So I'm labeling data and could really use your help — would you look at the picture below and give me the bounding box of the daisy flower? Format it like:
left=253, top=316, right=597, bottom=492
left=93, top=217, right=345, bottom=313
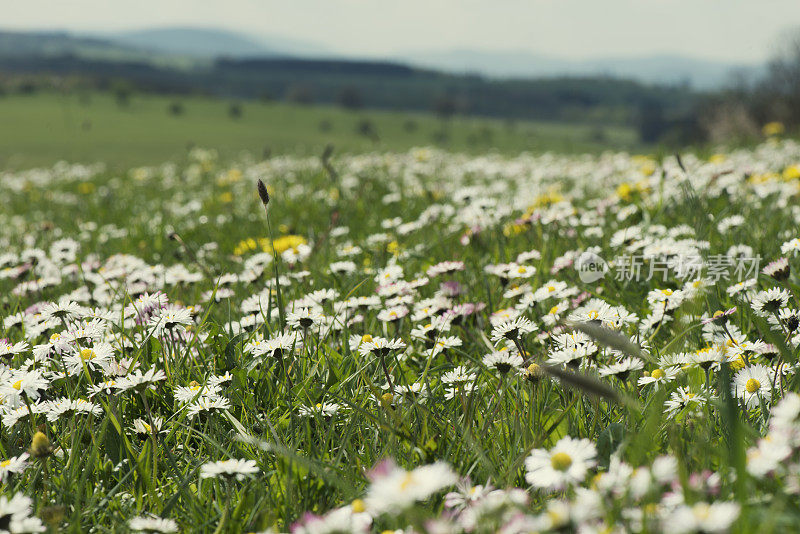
left=763, top=257, right=790, bottom=281
left=329, top=260, right=357, bottom=275
left=531, top=280, right=569, bottom=302
left=732, top=364, right=773, bottom=409
left=44, top=398, right=102, bottom=422
left=129, top=515, right=179, bottom=533
left=664, top=387, right=706, bottom=419
left=0, top=369, right=49, bottom=405
left=358, top=337, right=406, bottom=358
left=506, top=263, right=537, bottom=279
left=245, top=332, right=300, bottom=360
left=376, top=306, right=409, bottom=323
left=62, top=322, right=105, bottom=345
left=1, top=404, right=43, bottom=429
left=491, top=317, right=536, bottom=343
left=598, top=357, right=644, bottom=380
left=148, top=307, right=193, bottom=335
left=662, top=501, right=739, bottom=534
left=115, top=368, right=167, bottom=393
left=298, top=402, right=341, bottom=418
left=444, top=382, right=479, bottom=400
left=482, top=350, right=524, bottom=375
left=132, top=417, right=165, bottom=436
left=0, top=453, right=29, bottom=483
left=185, top=396, right=231, bottom=418
left=781, top=237, right=800, bottom=257
left=525, top=436, right=597, bottom=491
left=638, top=366, right=680, bottom=389
left=200, top=458, right=259, bottom=480
left=726, top=278, right=757, bottom=297
left=0, top=340, right=30, bottom=360
left=427, top=335, right=463, bottom=356
left=0, top=493, right=45, bottom=534
left=751, top=288, right=790, bottom=317
left=39, top=300, right=85, bottom=323
left=286, top=307, right=325, bottom=329
left=364, top=460, right=457, bottom=515
left=64, top=343, right=115, bottom=375
left=174, top=382, right=222, bottom=404
left=426, top=261, right=465, bottom=278
left=291, top=505, right=371, bottom=534
left=547, top=346, right=590, bottom=368
left=441, top=365, right=477, bottom=384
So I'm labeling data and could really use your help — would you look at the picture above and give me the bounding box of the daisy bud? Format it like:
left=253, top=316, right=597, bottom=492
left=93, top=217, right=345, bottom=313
left=30, top=431, right=53, bottom=458
left=524, top=363, right=544, bottom=383
left=380, top=392, right=394, bottom=409
left=256, top=179, right=270, bottom=207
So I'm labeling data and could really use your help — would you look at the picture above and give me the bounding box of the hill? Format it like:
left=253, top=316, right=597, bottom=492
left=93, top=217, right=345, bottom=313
left=110, top=27, right=283, bottom=58
left=400, top=49, right=760, bottom=89
left=0, top=27, right=755, bottom=88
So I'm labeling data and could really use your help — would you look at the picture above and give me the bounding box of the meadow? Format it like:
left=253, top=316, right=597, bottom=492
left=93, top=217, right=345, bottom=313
left=1, top=131, right=800, bottom=533
left=0, top=92, right=638, bottom=168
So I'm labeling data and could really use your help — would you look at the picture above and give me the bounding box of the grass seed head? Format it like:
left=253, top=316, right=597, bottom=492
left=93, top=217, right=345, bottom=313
left=257, top=179, right=270, bottom=207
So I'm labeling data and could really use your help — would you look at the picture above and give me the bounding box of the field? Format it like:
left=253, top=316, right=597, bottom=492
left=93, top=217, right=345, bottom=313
left=2, top=131, right=800, bottom=533
left=0, top=92, right=639, bottom=168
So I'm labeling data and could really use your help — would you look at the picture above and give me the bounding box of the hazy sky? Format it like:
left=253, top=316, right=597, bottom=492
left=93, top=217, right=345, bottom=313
left=4, top=0, right=800, bottom=62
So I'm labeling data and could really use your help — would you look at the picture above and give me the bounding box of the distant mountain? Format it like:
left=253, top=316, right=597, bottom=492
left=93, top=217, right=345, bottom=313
left=107, top=27, right=328, bottom=58
left=0, top=27, right=762, bottom=88
left=399, top=49, right=762, bottom=89
left=0, top=30, right=136, bottom=59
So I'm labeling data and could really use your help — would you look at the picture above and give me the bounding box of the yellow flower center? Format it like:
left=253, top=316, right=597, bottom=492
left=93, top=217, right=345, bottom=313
left=361, top=334, right=373, bottom=344
left=400, top=472, right=414, bottom=490
left=651, top=369, right=665, bottom=380
left=547, top=286, right=556, bottom=292
left=518, top=267, right=527, bottom=274
left=49, top=333, right=61, bottom=342
left=80, top=348, right=95, bottom=360
left=0, top=460, right=10, bottom=468
left=745, top=378, right=761, bottom=394
left=548, top=305, right=559, bottom=315
left=351, top=499, right=366, bottom=513
left=550, top=452, right=573, bottom=471
left=12, top=380, right=22, bottom=391
left=587, top=310, right=599, bottom=320
left=713, top=310, right=724, bottom=318
left=662, top=289, right=673, bottom=296
left=693, top=503, right=711, bottom=521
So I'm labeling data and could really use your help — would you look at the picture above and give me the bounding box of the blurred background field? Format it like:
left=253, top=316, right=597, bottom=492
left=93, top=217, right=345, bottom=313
left=1, top=7, right=800, bottom=168
left=0, top=91, right=639, bottom=168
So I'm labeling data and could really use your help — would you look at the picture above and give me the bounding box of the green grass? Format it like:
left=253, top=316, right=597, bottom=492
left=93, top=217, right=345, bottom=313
left=0, top=92, right=640, bottom=168
left=4, top=126, right=799, bottom=531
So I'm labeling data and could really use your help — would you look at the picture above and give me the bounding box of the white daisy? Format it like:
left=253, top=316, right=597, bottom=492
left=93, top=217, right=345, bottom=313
left=525, top=436, right=597, bottom=491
